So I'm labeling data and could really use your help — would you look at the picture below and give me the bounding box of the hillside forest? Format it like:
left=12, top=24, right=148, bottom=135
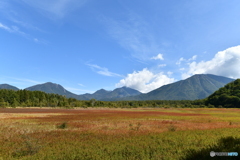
left=0, top=89, right=206, bottom=108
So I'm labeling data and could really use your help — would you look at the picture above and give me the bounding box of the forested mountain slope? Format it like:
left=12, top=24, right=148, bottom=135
left=124, top=74, right=234, bottom=100
left=206, top=79, right=240, bottom=107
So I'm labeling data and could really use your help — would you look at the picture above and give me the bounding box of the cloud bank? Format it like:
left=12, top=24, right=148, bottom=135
left=182, top=45, right=240, bottom=79
left=116, top=68, right=175, bottom=93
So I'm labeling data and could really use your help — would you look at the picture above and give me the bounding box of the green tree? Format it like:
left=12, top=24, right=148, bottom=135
left=11, top=98, right=19, bottom=107
left=0, top=97, right=5, bottom=108
left=89, top=99, right=96, bottom=107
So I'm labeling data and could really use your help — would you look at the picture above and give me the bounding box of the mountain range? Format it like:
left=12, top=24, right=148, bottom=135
left=24, top=82, right=142, bottom=101
left=0, top=74, right=234, bottom=101
left=80, top=87, right=141, bottom=100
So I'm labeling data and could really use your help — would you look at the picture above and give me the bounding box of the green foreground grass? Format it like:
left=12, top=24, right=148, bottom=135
left=1, top=128, right=240, bottom=160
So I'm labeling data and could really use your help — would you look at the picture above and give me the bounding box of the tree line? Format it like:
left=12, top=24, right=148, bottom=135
left=0, top=89, right=211, bottom=108
left=1, top=85, right=240, bottom=108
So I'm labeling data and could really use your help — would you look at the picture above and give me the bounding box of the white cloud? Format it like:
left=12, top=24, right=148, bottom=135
left=182, top=45, right=240, bottom=79
left=0, top=22, right=25, bottom=35
left=78, top=83, right=85, bottom=87
left=0, top=22, right=45, bottom=43
left=4, top=77, right=42, bottom=85
left=0, top=22, right=10, bottom=31
left=151, top=53, right=164, bottom=60
left=103, top=12, right=160, bottom=61
left=176, top=55, right=197, bottom=65
left=0, top=23, right=47, bottom=44
left=176, top=57, right=185, bottom=65
left=21, top=0, right=87, bottom=18
left=33, top=38, right=48, bottom=44
left=13, top=78, right=42, bottom=84
left=0, top=2, right=46, bottom=33
left=87, top=63, right=123, bottom=77
left=116, top=68, right=175, bottom=93
left=189, top=55, right=197, bottom=61
left=158, top=64, right=167, bottom=67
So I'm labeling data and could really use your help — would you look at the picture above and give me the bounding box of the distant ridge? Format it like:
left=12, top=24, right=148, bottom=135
left=80, top=87, right=141, bottom=101
left=24, top=82, right=141, bottom=101
left=0, top=84, right=19, bottom=91
left=100, top=86, right=141, bottom=100
left=123, top=74, right=234, bottom=100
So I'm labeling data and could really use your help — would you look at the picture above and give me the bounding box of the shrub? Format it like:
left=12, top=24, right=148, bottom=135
left=57, top=122, right=68, bottom=129
left=168, top=125, right=177, bottom=132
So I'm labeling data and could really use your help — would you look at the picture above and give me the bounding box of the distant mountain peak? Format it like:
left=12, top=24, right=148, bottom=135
left=0, top=84, right=19, bottom=91
left=44, top=82, right=60, bottom=86
left=96, top=88, right=108, bottom=92
left=25, top=82, right=79, bottom=99
left=124, top=74, right=234, bottom=100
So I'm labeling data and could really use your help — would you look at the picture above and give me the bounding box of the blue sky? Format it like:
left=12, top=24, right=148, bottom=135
left=1, top=0, right=240, bottom=94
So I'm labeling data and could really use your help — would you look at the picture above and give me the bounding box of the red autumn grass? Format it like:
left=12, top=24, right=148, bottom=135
left=1, top=108, right=239, bottom=135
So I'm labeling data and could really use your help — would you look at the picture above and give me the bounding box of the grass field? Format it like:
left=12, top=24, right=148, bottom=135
left=0, top=107, right=240, bottom=160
